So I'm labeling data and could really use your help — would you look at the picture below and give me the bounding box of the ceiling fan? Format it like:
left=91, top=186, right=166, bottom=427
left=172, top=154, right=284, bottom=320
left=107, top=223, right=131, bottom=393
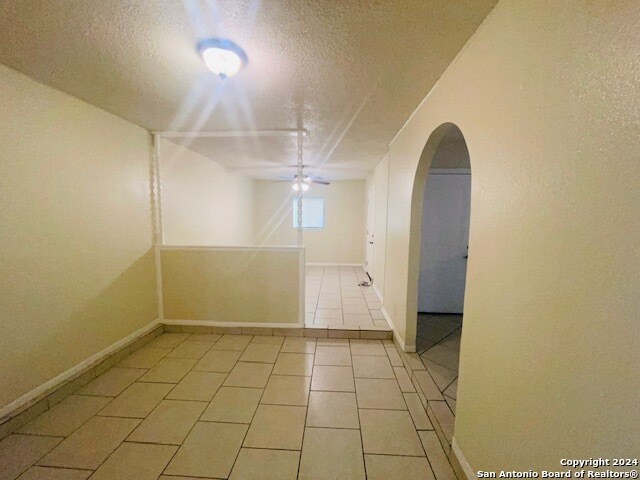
left=273, top=165, right=330, bottom=191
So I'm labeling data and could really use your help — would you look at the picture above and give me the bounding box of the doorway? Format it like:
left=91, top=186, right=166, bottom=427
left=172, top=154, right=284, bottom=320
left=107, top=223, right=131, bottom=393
left=365, top=184, right=375, bottom=279
left=412, top=124, right=471, bottom=419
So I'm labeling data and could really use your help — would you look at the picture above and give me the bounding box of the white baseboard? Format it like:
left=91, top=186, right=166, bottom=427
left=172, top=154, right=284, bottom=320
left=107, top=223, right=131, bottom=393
left=452, top=437, right=476, bottom=480
left=372, top=283, right=384, bottom=302
left=381, top=306, right=415, bottom=352
left=306, top=263, right=365, bottom=267
left=0, top=319, right=162, bottom=418
left=163, top=319, right=304, bottom=329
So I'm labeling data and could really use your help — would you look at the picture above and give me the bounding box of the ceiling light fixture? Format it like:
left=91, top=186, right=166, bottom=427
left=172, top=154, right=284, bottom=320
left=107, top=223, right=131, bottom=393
left=197, top=38, right=248, bottom=79
left=292, top=182, right=310, bottom=192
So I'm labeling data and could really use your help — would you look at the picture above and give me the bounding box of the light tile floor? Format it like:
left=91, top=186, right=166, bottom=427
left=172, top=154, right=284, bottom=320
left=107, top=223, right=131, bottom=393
left=416, top=314, right=461, bottom=414
left=1, top=333, right=458, bottom=479
left=305, top=266, right=389, bottom=329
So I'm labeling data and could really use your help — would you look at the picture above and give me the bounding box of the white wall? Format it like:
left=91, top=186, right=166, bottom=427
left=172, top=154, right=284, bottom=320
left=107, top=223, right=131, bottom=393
left=0, top=64, right=157, bottom=410
left=161, top=139, right=254, bottom=246
left=380, top=0, right=640, bottom=470
left=253, top=180, right=366, bottom=264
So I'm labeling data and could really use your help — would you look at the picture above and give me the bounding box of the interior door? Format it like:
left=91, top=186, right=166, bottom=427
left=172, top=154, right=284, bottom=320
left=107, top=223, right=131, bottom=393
left=366, top=185, right=375, bottom=277
left=418, top=171, right=471, bottom=313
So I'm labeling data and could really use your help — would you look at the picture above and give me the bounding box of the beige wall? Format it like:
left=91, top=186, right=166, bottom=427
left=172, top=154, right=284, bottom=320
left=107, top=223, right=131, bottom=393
left=161, top=247, right=302, bottom=324
left=0, top=65, right=157, bottom=410
left=161, top=140, right=254, bottom=246
left=381, top=0, right=640, bottom=471
left=366, top=155, right=390, bottom=298
left=253, top=180, right=366, bottom=264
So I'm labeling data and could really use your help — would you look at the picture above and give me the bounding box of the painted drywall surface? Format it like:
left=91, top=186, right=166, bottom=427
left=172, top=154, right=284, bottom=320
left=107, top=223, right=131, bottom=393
left=384, top=0, right=640, bottom=470
left=366, top=155, right=390, bottom=298
left=0, top=64, right=157, bottom=409
left=253, top=180, right=366, bottom=264
left=161, top=249, right=301, bottom=324
left=160, top=140, right=254, bottom=246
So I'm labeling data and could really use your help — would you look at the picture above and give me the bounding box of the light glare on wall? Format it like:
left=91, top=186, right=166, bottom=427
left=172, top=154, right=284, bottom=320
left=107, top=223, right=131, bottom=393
left=197, top=38, right=248, bottom=79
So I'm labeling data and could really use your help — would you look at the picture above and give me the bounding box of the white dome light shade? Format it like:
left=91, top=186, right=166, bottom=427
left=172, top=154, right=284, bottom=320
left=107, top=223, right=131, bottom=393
left=197, top=38, right=248, bottom=79
left=292, top=182, right=310, bottom=192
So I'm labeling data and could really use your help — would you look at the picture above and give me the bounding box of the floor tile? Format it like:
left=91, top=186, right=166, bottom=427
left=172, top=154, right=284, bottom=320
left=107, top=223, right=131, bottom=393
left=443, top=378, right=458, bottom=399
left=201, top=387, right=262, bottom=423
left=261, top=375, right=311, bottom=406
left=343, top=314, right=374, bottom=326
left=272, top=353, right=314, bottom=376
left=310, top=365, right=355, bottom=392
left=343, top=305, right=369, bottom=315
left=445, top=395, right=457, bottom=414
left=315, top=309, right=342, bottom=319
left=403, top=353, right=426, bottom=371
left=38, top=416, right=139, bottom=470
left=187, top=333, right=222, bottom=342
left=224, top=362, right=273, bottom=388
left=166, top=341, right=214, bottom=359
left=15, top=466, right=91, bottom=480
left=98, top=382, right=173, bottom=418
left=429, top=401, right=455, bottom=442
left=139, top=357, right=197, bottom=383
left=165, top=371, right=226, bottom=401
left=404, top=393, right=433, bottom=430
left=385, top=346, right=404, bottom=367
left=306, top=391, right=359, bottom=429
left=281, top=337, right=316, bottom=353
left=316, top=338, right=349, bottom=346
left=165, top=422, right=248, bottom=478
left=350, top=340, right=386, bottom=356
left=342, top=296, right=366, bottom=306
left=365, top=454, right=434, bottom=480
left=0, top=434, right=62, bottom=480
left=213, top=334, right=252, bottom=351
left=250, top=335, right=285, bottom=345
left=243, top=405, right=306, bottom=450
left=355, top=378, right=406, bottom=410
left=230, top=448, right=300, bottom=480
left=352, top=356, right=395, bottom=379
left=193, top=349, right=242, bottom=372
left=314, top=346, right=351, bottom=366
left=422, top=345, right=460, bottom=371
left=418, top=431, right=456, bottom=480
left=298, top=428, right=365, bottom=480
left=394, top=366, right=416, bottom=392
left=439, top=332, right=461, bottom=351
left=413, top=370, right=444, bottom=401
left=359, top=409, right=424, bottom=456
left=77, top=368, right=145, bottom=397
left=147, top=333, right=189, bottom=349
left=127, top=399, right=206, bottom=445
left=18, top=395, right=110, bottom=437
left=118, top=347, right=173, bottom=369
left=88, top=442, right=177, bottom=480
left=317, top=299, right=342, bottom=309
left=239, top=343, right=281, bottom=363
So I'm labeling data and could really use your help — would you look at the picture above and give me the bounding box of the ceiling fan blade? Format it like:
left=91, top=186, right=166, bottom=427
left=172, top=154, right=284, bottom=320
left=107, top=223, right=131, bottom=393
left=311, top=180, right=330, bottom=185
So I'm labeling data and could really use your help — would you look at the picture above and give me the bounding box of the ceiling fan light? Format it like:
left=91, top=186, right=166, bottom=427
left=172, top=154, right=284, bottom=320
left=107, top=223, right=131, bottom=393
left=197, top=38, right=248, bottom=79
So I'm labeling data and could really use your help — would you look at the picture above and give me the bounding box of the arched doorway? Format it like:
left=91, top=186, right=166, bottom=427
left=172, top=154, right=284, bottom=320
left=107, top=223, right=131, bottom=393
left=407, top=123, right=472, bottom=438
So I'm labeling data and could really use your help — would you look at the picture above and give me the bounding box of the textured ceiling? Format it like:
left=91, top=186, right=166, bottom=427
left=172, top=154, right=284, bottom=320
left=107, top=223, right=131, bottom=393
left=0, top=0, right=497, bottom=180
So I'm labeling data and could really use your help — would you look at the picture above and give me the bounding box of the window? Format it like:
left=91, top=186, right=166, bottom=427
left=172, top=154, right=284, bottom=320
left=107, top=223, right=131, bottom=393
left=292, top=197, right=325, bottom=229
